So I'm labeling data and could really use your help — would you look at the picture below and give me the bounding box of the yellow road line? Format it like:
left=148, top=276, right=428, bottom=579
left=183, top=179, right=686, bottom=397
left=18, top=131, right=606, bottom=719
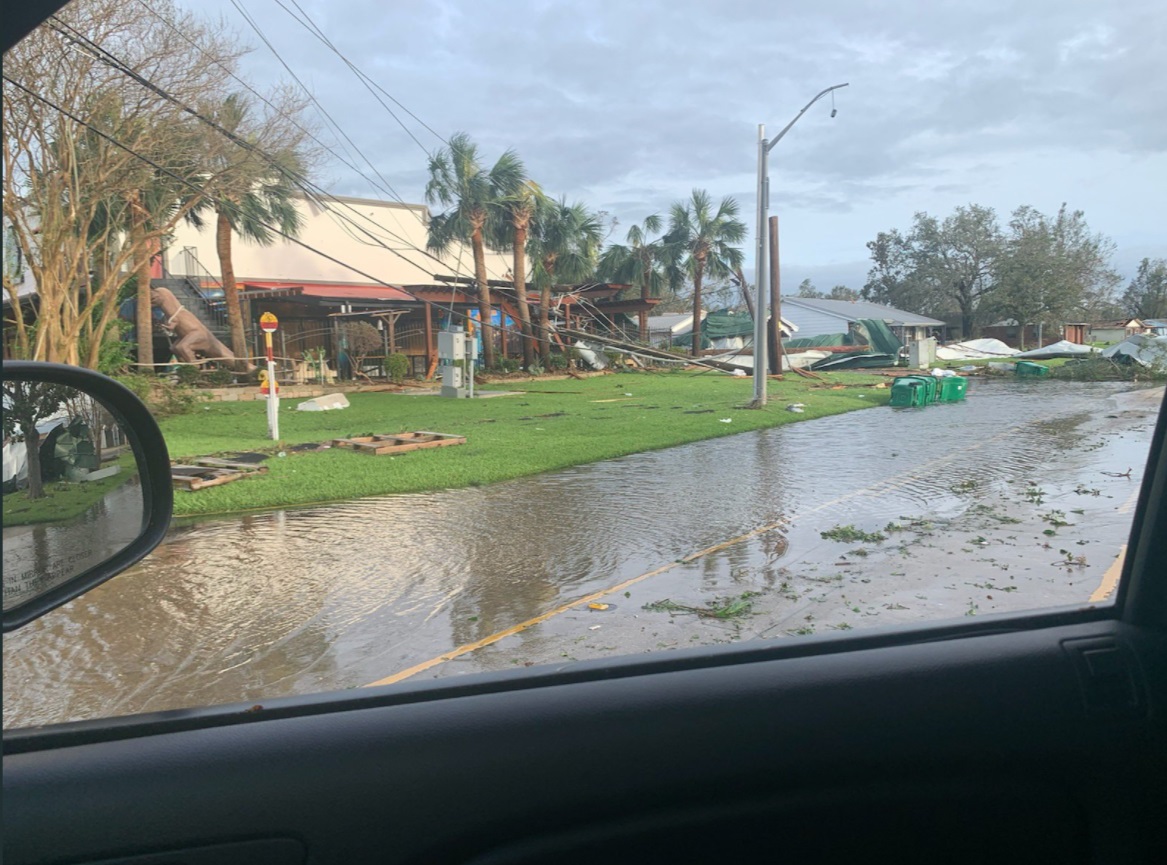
left=1089, top=546, right=1126, bottom=603
left=363, top=559, right=682, bottom=687
left=1117, top=486, right=1141, bottom=515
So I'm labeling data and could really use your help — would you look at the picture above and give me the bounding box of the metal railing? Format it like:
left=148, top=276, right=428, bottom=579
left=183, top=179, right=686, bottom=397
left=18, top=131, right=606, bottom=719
left=164, top=247, right=228, bottom=334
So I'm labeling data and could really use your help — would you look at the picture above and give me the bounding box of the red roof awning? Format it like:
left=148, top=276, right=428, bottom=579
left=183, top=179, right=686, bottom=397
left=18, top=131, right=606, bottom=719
left=240, top=282, right=413, bottom=302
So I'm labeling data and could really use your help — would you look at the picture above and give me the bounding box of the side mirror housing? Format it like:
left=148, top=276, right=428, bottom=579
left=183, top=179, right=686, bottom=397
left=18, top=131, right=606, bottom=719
left=3, top=362, right=173, bottom=632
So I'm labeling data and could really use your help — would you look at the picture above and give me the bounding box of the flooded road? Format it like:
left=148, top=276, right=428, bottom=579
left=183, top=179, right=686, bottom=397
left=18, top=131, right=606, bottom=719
left=4, top=380, right=1161, bottom=727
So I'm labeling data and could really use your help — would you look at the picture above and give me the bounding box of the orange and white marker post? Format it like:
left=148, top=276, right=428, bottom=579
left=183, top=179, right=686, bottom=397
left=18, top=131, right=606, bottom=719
left=259, top=312, right=280, bottom=440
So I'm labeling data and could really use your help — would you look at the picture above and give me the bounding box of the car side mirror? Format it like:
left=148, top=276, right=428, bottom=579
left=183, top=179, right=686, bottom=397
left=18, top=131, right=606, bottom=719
left=3, top=362, right=173, bottom=632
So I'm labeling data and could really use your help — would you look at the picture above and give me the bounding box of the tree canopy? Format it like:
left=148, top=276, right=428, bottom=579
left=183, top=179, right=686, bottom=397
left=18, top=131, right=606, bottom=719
left=426, top=131, right=525, bottom=369
left=666, top=190, right=746, bottom=356
left=863, top=203, right=1119, bottom=338
left=1122, top=258, right=1167, bottom=321
left=2, top=0, right=245, bottom=366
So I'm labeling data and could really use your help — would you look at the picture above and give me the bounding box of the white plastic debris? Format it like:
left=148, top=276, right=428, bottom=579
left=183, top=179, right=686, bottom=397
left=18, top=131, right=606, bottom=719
left=296, top=393, right=350, bottom=412
left=573, top=341, right=608, bottom=370
left=732, top=369, right=747, bottom=377
left=787, top=403, right=806, bottom=413
left=719, top=418, right=733, bottom=423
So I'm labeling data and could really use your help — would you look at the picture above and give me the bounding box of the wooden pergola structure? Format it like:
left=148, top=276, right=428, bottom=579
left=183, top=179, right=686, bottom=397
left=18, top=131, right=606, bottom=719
left=240, top=278, right=659, bottom=379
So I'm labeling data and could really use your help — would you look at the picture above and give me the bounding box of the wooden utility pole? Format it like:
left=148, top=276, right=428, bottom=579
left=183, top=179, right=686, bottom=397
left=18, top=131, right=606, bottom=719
left=768, top=216, right=782, bottom=375
left=735, top=268, right=755, bottom=321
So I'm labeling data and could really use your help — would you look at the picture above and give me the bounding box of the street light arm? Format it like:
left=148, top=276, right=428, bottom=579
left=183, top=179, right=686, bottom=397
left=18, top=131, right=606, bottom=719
left=765, top=82, right=849, bottom=153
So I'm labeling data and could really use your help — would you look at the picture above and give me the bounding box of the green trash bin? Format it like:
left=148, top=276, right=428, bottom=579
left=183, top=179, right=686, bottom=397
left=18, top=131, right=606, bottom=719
left=937, top=375, right=968, bottom=403
left=1015, top=361, right=1049, bottom=377
left=890, top=376, right=931, bottom=407
left=908, top=374, right=939, bottom=403
left=922, top=375, right=940, bottom=403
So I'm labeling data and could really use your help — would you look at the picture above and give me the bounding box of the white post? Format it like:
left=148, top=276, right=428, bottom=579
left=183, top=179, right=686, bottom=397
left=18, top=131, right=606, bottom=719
left=265, top=331, right=279, bottom=441
left=267, top=358, right=279, bottom=440
left=260, top=314, right=281, bottom=441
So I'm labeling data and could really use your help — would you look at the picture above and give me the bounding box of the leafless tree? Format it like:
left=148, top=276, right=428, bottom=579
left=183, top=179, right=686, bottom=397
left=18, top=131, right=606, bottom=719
left=2, top=0, right=244, bottom=366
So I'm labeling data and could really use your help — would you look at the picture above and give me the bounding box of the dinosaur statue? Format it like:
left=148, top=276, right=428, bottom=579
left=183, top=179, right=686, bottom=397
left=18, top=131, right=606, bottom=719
left=150, top=286, right=253, bottom=370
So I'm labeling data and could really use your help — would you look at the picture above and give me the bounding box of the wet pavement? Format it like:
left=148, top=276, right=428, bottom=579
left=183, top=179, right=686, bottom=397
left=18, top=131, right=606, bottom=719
left=3, top=477, right=144, bottom=611
left=3, top=380, right=1161, bottom=728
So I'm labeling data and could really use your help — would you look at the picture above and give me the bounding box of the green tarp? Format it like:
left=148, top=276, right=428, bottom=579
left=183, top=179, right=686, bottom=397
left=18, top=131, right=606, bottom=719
left=782, top=319, right=903, bottom=370
left=672, top=310, right=760, bottom=349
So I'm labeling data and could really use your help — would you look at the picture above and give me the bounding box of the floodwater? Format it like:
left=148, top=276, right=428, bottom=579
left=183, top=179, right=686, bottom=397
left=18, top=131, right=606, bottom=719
left=3, top=380, right=1160, bottom=728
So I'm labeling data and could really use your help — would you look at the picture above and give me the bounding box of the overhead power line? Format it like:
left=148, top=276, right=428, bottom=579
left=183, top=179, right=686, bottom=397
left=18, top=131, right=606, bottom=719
left=45, top=14, right=506, bottom=287
left=2, top=73, right=569, bottom=351
left=275, top=0, right=446, bottom=153
left=220, top=0, right=509, bottom=284
left=131, top=0, right=403, bottom=207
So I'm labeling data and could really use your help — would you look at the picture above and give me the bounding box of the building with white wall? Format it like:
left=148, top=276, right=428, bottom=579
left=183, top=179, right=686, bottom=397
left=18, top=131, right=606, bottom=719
left=163, top=194, right=511, bottom=290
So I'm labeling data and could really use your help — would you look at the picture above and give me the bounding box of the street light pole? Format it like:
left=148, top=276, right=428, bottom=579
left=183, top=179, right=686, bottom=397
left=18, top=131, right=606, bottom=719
left=752, top=123, right=768, bottom=406
left=751, top=82, right=849, bottom=407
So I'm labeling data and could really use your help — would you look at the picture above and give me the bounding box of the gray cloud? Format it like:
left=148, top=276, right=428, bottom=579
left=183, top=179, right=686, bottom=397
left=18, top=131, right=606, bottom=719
left=182, top=0, right=1166, bottom=275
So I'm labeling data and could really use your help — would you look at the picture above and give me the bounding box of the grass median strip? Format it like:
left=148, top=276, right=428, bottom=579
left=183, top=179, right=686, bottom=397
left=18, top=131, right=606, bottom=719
left=160, top=371, right=890, bottom=517
left=2, top=453, right=138, bottom=527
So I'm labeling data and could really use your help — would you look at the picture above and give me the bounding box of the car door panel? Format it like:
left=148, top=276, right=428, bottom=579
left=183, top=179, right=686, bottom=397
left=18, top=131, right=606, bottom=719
left=6, top=619, right=1165, bottom=864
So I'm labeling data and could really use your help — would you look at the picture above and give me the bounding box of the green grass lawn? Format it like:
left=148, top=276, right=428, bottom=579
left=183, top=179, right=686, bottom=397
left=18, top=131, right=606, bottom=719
left=159, top=370, right=891, bottom=517
left=2, top=453, right=137, bottom=527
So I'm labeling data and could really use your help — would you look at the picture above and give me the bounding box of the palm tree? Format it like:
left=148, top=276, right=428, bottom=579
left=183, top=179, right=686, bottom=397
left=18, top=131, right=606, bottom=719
left=528, top=197, right=603, bottom=365
left=491, top=179, right=542, bottom=369
left=597, top=214, right=672, bottom=342
left=667, top=190, right=747, bottom=357
left=189, top=94, right=306, bottom=371
left=426, top=132, right=524, bottom=370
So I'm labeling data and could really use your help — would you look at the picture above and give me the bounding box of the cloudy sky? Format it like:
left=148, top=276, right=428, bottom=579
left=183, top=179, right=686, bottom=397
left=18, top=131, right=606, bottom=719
left=179, top=0, right=1166, bottom=290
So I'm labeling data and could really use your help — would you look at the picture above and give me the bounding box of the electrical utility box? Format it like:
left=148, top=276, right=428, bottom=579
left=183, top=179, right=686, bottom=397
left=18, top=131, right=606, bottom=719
left=439, top=329, right=475, bottom=398
left=908, top=337, right=937, bottom=369
left=438, top=331, right=466, bottom=361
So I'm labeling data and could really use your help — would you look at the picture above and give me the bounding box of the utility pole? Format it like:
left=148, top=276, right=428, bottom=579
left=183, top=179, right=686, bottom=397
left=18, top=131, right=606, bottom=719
left=750, top=83, right=849, bottom=407
left=769, top=216, right=782, bottom=375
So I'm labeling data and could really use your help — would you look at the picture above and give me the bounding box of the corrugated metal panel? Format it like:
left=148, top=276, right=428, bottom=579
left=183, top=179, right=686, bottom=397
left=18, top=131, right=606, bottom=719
left=781, top=304, right=851, bottom=338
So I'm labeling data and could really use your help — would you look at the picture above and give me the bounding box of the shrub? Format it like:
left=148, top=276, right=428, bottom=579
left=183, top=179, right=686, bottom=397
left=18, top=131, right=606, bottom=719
left=114, top=372, right=153, bottom=403
left=205, top=367, right=234, bottom=387
left=79, top=318, right=134, bottom=374
left=494, top=358, right=520, bottom=374
left=546, top=352, right=569, bottom=370
left=174, top=364, right=201, bottom=386
left=114, top=373, right=201, bottom=417
left=338, top=321, right=383, bottom=374
left=385, top=353, right=409, bottom=384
